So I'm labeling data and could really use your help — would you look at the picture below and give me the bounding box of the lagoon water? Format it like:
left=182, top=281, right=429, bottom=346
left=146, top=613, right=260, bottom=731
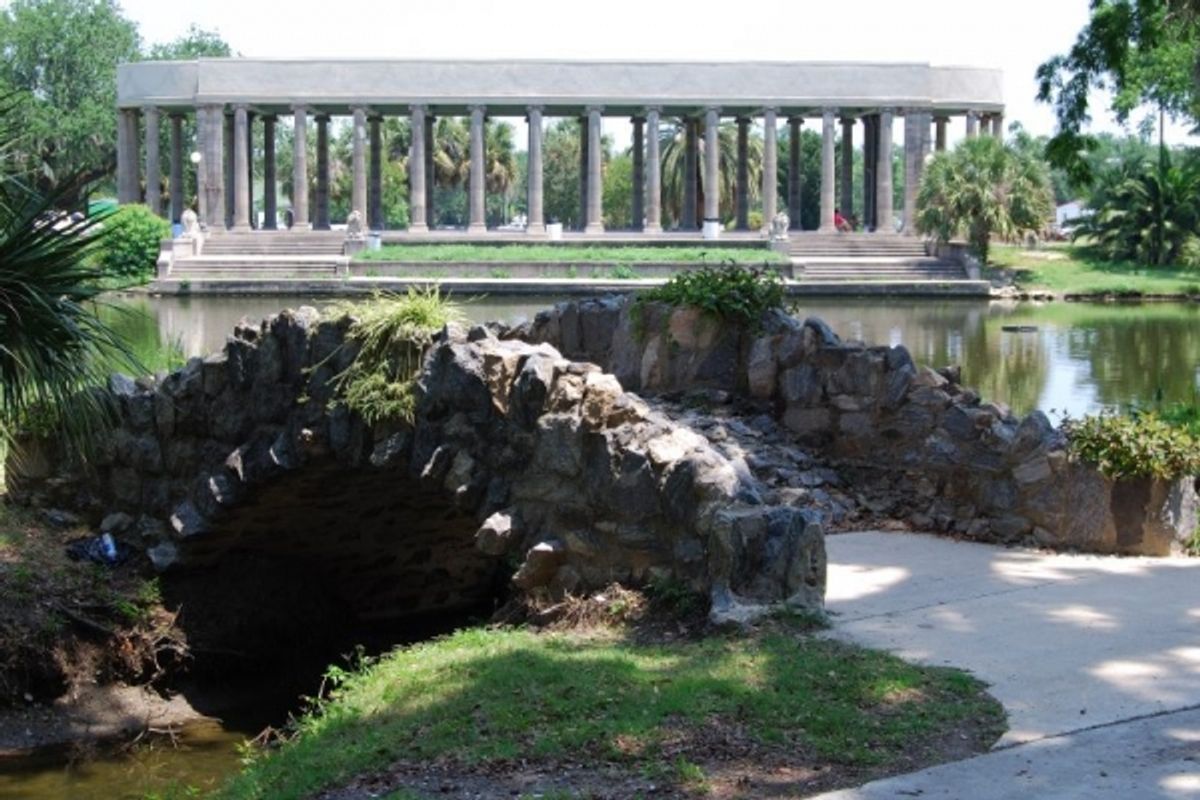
left=112, top=293, right=1200, bottom=422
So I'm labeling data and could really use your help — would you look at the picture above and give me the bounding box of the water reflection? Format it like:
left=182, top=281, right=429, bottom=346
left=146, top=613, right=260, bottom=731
left=110, top=293, right=1200, bottom=420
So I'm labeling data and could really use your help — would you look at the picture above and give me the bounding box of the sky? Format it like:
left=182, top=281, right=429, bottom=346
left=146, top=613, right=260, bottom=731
left=118, top=0, right=1197, bottom=149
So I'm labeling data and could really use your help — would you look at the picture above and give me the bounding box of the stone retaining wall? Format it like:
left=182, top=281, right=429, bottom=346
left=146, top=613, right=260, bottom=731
left=527, top=295, right=1198, bottom=556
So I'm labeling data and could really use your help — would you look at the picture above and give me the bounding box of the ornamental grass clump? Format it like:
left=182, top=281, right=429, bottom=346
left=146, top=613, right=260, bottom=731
left=639, top=264, right=786, bottom=326
left=1064, top=412, right=1200, bottom=480
left=325, top=287, right=461, bottom=425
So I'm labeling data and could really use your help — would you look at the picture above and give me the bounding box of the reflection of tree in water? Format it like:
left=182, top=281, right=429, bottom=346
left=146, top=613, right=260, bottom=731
left=797, top=300, right=1051, bottom=415
left=1057, top=305, right=1200, bottom=411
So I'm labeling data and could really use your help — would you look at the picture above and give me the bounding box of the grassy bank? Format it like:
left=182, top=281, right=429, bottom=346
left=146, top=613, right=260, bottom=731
left=218, top=622, right=1003, bottom=799
left=356, top=243, right=787, bottom=265
left=989, top=243, right=1200, bottom=297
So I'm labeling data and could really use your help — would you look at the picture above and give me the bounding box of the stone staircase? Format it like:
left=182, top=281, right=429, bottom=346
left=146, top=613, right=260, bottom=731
left=168, top=230, right=347, bottom=280
left=788, top=233, right=967, bottom=281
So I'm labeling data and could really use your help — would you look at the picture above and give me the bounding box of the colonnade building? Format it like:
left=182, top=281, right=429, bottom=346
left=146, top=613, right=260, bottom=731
left=115, top=59, right=1004, bottom=237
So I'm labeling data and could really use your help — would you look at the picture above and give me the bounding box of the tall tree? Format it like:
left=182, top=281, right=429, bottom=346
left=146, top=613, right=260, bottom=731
left=1037, top=0, right=1200, bottom=182
left=0, top=0, right=140, bottom=209
left=542, top=119, right=583, bottom=228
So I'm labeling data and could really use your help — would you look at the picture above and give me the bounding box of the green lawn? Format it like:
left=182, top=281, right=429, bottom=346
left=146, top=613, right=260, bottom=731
left=217, top=625, right=1002, bottom=800
left=989, top=243, right=1200, bottom=296
left=355, top=243, right=787, bottom=265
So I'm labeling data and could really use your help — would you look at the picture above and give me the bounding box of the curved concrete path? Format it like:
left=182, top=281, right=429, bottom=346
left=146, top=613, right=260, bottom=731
left=815, top=532, right=1200, bottom=799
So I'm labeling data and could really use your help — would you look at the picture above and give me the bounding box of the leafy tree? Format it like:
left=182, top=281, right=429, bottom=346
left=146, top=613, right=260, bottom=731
left=94, top=204, right=169, bottom=280
left=147, top=24, right=233, bottom=60
left=774, top=127, right=824, bottom=231
left=1007, top=122, right=1075, bottom=205
left=484, top=121, right=518, bottom=226
left=602, top=151, right=634, bottom=229
left=542, top=119, right=582, bottom=227
left=916, top=137, right=1054, bottom=264
left=1072, top=153, right=1200, bottom=265
left=0, top=0, right=140, bottom=209
left=1036, top=0, right=1200, bottom=182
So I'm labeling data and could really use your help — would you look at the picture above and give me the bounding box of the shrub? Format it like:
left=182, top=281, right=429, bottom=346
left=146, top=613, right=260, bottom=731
left=916, top=137, right=1054, bottom=264
left=639, top=264, right=785, bottom=326
left=1065, top=412, right=1200, bottom=480
left=94, top=204, right=170, bottom=281
left=324, top=288, right=461, bottom=425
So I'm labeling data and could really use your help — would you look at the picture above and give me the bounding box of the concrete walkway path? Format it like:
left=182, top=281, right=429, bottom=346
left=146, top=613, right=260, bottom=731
left=813, top=531, right=1200, bottom=799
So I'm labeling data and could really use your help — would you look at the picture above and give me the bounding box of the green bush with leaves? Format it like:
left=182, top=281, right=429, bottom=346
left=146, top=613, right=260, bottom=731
left=94, top=204, right=170, bottom=281
left=325, top=288, right=461, bottom=425
left=1071, top=155, right=1200, bottom=267
left=1065, top=412, right=1200, bottom=479
left=916, top=136, right=1054, bottom=264
left=638, top=264, right=785, bottom=326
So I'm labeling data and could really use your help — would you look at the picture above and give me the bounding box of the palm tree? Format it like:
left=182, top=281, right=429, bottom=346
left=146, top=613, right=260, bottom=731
left=432, top=118, right=470, bottom=189
left=659, top=119, right=761, bottom=228
left=0, top=97, right=138, bottom=455
left=1073, top=155, right=1200, bottom=266
left=916, top=136, right=1054, bottom=263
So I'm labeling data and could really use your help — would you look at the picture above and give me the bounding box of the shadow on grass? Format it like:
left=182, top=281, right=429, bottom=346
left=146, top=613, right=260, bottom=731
left=215, top=626, right=1002, bottom=800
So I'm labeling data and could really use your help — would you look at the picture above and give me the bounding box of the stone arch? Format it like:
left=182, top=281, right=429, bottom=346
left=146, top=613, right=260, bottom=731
left=11, top=306, right=827, bottom=628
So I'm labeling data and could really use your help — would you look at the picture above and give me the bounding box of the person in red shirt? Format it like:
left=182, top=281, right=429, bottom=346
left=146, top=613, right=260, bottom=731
left=834, top=208, right=851, bottom=232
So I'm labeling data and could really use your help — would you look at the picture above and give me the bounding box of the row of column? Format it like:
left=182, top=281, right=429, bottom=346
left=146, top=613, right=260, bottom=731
left=117, top=105, right=1003, bottom=234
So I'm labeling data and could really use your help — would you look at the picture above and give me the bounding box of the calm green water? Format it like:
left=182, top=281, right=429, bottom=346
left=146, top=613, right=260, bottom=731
left=111, top=293, right=1200, bottom=420
left=3, top=293, right=1197, bottom=798
left=0, top=719, right=248, bottom=799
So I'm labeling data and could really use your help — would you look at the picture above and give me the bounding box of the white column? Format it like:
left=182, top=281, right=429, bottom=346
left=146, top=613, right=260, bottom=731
left=876, top=108, right=894, bottom=233
left=761, top=107, right=778, bottom=231
left=585, top=106, right=604, bottom=234
left=143, top=107, right=161, bottom=215
left=351, top=106, right=368, bottom=221
left=818, top=109, right=837, bottom=232
left=526, top=105, right=544, bottom=234
left=644, top=106, right=662, bottom=233
left=468, top=105, right=486, bottom=232
left=408, top=105, right=428, bottom=232
left=934, top=116, right=948, bottom=152
left=292, top=105, right=310, bottom=229
left=903, top=111, right=920, bottom=235
left=966, top=110, right=979, bottom=139
left=201, top=104, right=226, bottom=229
left=232, top=104, right=250, bottom=230
left=116, top=108, right=140, bottom=204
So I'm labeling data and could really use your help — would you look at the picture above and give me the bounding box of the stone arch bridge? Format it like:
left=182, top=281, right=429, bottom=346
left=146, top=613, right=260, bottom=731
left=11, top=306, right=825, bottom=628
